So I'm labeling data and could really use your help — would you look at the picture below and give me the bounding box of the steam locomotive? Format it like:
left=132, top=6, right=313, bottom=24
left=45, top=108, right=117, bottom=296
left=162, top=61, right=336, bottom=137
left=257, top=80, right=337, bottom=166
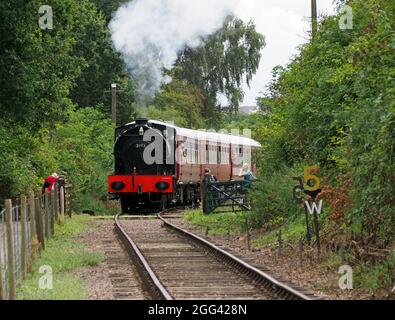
left=108, top=118, right=261, bottom=213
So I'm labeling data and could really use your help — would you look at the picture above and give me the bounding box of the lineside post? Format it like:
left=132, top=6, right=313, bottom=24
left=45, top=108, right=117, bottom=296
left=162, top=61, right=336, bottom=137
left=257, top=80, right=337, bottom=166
left=44, top=189, right=49, bottom=238
left=5, top=199, right=16, bottom=300
left=54, top=183, right=59, bottom=223
left=59, top=186, right=65, bottom=223
left=20, top=195, right=27, bottom=280
left=0, top=238, right=3, bottom=300
left=311, top=0, right=318, bottom=38
left=51, top=189, right=56, bottom=235
left=28, top=192, right=36, bottom=273
left=34, top=192, right=45, bottom=250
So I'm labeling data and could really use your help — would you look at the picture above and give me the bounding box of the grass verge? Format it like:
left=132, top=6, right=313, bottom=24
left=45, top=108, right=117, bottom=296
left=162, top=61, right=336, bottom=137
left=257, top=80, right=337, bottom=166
left=17, top=214, right=103, bottom=300
left=185, top=209, right=307, bottom=248
left=185, top=209, right=247, bottom=236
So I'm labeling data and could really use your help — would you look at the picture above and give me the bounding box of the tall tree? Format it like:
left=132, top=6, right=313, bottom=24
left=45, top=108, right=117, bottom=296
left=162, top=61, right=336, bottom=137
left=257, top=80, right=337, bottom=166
left=176, top=16, right=265, bottom=123
left=0, top=0, right=89, bottom=128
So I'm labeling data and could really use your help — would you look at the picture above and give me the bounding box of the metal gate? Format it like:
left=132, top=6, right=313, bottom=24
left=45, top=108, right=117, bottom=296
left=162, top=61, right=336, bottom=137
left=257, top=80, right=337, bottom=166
left=202, top=175, right=252, bottom=214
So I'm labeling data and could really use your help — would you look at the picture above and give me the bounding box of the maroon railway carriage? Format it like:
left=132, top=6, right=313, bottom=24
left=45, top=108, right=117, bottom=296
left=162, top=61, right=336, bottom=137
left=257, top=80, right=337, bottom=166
left=108, top=119, right=261, bottom=213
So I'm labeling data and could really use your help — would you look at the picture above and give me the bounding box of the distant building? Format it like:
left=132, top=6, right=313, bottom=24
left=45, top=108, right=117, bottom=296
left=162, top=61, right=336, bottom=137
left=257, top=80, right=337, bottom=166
left=239, top=105, right=260, bottom=115
left=220, top=105, right=269, bottom=116
left=221, top=105, right=259, bottom=114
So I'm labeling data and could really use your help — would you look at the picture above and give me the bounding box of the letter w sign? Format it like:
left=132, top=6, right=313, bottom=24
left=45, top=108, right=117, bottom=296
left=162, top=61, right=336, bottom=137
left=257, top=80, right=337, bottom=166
left=304, top=200, right=323, bottom=215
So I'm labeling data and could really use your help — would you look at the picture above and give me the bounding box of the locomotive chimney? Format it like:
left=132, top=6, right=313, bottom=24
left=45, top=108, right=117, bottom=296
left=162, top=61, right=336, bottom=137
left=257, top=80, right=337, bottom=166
left=135, top=118, right=148, bottom=125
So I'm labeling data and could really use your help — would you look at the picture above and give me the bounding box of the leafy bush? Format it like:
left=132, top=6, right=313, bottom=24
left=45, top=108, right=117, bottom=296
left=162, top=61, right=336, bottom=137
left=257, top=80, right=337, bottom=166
left=253, top=0, right=395, bottom=244
left=52, top=107, right=114, bottom=213
left=249, top=164, right=303, bottom=228
left=0, top=108, right=114, bottom=213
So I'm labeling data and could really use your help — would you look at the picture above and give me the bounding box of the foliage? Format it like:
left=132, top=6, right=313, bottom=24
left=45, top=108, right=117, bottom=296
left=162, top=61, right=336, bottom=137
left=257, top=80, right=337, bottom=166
left=17, top=215, right=103, bottom=300
left=176, top=16, right=265, bottom=123
left=185, top=209, right=246, bottom=236
left=355, top=251, right=395, bottom=290
left=252, top=216, right=307, bottom=248
left=0, top=108, right=114, bottom=211
left=249, top=164, right=306, bottom=227
left=68, top=1, right=137, bottom=125
left=254, top=0, right=395, bottom=244
left=91, top=0, right=129, bottom=24
left=52, top=108, right=114, bottom=213
left=148, top=77, right=206, bottom=128
left=0, top=0, right=84, bottom=128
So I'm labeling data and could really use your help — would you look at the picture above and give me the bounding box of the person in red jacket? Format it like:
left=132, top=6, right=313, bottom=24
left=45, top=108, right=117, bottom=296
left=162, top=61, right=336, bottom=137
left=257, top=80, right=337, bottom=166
left=42, top=173, right=59, bottom=194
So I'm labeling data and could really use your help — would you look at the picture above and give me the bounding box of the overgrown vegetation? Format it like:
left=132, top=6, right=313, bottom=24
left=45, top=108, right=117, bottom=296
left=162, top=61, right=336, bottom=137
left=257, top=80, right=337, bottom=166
left=1, top=0, right=392, bottom=293
left=0, top=0, right=264, bottom=209
left=251, top=0, right=394, bottom=245
left=203, top=0, right=394, bottom=291
left=17, top=215, right=103, bottom=300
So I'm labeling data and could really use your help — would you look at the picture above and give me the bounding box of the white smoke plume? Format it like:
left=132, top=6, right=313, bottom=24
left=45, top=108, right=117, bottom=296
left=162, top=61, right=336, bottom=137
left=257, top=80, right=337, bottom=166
left=109, top=0, right=239, bottom=103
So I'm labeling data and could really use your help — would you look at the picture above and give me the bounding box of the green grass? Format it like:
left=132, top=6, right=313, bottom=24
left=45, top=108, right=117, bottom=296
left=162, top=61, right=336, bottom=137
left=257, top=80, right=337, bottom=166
left=17, top=214, right=103, bottom=300
left=252, top=215, right=306, bottom=248
left=321, top=252, right=344, bottom=271
left=185, top=209, right=246, bottom=236
left=185, top=209, right=307, bottom=249
left=355, top=251, right=395, bottom=290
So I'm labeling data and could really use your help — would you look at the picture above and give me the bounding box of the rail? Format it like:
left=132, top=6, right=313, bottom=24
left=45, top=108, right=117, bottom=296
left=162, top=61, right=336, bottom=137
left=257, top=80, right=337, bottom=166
left=157, top=212, right=315, bottom=300
left=114, top=209, right=317, bottom=300
left=114, top=213, right=172, bottom=300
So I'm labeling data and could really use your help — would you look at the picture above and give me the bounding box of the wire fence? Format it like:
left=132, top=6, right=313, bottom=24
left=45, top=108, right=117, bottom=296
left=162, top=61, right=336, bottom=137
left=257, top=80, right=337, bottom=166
left=0, top=179, right=72, bottom=300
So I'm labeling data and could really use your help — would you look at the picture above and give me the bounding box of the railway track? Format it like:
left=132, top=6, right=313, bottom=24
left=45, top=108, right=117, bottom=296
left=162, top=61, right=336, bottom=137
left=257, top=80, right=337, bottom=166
left=114, top=210, right=317, bottom=300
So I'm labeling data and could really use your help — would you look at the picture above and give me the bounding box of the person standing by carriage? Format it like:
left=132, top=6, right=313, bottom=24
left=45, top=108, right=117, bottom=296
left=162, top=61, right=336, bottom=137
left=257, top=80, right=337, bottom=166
left=239, top=164, right=256, bottom=189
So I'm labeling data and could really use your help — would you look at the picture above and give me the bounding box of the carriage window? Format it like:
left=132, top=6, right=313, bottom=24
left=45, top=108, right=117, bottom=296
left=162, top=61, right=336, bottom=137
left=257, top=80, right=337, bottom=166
left=195, top=142, right=199, bottom=164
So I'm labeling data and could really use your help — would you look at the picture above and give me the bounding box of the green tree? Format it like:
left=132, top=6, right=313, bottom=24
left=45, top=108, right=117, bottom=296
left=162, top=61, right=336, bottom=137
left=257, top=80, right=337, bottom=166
left=0, top=0, right=88, bottom=128
left=150, top=76, right=205, bottom=128
left=69, top=0, right=137, bottom=125
left=176, top=16, right=265, bottom=123
left=254, top=0, right=394, bottom=243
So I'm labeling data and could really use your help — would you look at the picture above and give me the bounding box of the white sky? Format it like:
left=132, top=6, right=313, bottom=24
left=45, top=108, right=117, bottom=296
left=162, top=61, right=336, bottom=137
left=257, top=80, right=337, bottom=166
left=231, top=0, right=338, bottom=106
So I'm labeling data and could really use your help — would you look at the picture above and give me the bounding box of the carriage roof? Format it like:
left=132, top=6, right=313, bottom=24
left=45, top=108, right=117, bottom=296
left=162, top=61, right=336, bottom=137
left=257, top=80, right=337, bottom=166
left=124, top=120, right=261, bottom=148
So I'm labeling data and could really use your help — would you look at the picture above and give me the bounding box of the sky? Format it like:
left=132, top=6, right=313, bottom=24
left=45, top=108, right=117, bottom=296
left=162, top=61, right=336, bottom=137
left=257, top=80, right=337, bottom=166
left=232, top=0, right=338, bottom=106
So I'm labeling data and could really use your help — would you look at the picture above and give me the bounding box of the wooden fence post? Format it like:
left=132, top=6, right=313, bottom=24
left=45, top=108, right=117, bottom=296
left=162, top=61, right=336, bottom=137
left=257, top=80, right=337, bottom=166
left=5, top=199, right=16, bottom=300
left=44, top=189, right=50, bottom=239
left=20, top=195, right=27, bottom=280
left=28, top=192, right=36, bottom=273
left=29, top=192, right=36, bottom=240
left=60, top=186, right=65, bottom=223
left=54, top=183, right=59, bottom=223
left=0, top=220, right=3, bottom=300
left=34, top=193, right=45, bottom=250
left=51, top=189, right=56, bottom=235
left=66, top=184, right=72, bottom=218
left=0, top=245, right=3, bottom=300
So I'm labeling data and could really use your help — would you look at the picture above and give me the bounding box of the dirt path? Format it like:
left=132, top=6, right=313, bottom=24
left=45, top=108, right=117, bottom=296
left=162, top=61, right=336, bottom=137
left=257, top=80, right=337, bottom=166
left=74, top=219, right=148, bottom=300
